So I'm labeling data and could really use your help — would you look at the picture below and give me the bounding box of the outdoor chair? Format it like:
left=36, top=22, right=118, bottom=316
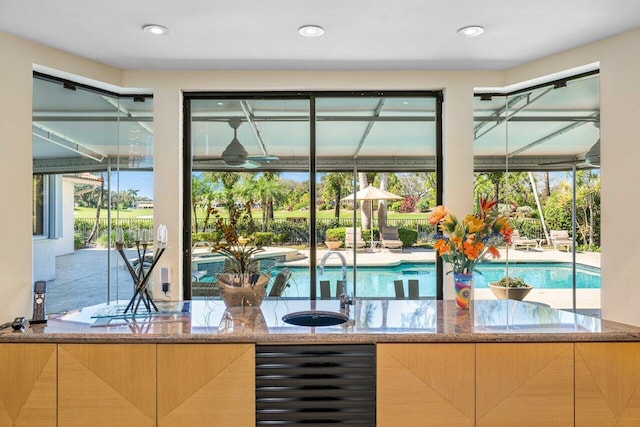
left=550, top=230, right=573, bottom=251
left=345, top=228, right=366, bottom=251
left=319, top=280, right=346, bottom=299
left=394, top=280, right=405, bottom=299
left=268, top=267, right=292, bottom=297
left=394, top=279, right=419, bottom=299
left=408, top=279, right=419, bottom=300
left=511, top=229, right=537, bottom=250
left=381, top=226, right=403, bottom=251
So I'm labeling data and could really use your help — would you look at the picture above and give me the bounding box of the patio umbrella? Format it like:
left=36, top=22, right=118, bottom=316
left=341, top=186, right=403, bottom=247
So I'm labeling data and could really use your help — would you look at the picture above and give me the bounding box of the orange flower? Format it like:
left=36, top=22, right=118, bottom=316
left=463, top=240, right=483, bottom=260
left=434, top=239, right=451, bottom=255
left=428, top=205, right=448, bottom=225
left=478, top=196, right=497, bottom=214
left=486, top=245, right=501, bottom=259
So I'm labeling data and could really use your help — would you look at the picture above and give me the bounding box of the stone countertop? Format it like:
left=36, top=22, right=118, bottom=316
left=1, top=299, right=640, bottom=344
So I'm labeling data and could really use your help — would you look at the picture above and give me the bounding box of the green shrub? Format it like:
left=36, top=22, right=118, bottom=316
left=398, top=228, right=418, bottom=246
left=274, top=233, right=289, bottom=244
left=416, top=198, right=431, bottom=213
left=253, top=232, right=275, bottom=246
left=97, top=230, right=135, bottom=248
left=193, top=231, right=222, bottom=243
left=325, top=227, right=345, bottom=242
left=74, top=233, right=84, bottom=249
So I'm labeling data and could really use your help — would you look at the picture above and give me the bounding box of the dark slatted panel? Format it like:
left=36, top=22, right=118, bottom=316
left=256, top=344, right=376, bottom=426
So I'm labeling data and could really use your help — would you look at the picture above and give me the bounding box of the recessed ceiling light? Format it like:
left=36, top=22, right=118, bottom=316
left=143, top=24, right=169, bottom=36
left=456, top=25, right=484, bottom=38
left=217, top=102, right=224, bottom=106
left=298, top=25, right=325, bottom=37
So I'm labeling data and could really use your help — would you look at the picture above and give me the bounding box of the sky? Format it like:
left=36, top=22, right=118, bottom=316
left=112, top=171, right=154, bottom=199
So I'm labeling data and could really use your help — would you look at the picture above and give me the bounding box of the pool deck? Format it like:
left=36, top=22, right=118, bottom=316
left=51, top=246, right=601, bottom=315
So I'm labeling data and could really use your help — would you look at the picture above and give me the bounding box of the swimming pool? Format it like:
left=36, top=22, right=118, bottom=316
left=282, top=262, right=601, bottom=298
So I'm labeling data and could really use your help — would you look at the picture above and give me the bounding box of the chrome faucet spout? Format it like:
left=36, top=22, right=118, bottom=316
left=318, top=250, right=347, bottom=282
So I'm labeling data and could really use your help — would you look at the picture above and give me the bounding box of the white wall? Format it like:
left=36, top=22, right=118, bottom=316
left=0, top=31, right=122, bottom=320
left=55, top=179, right=75, bottom=256
left=2, top=26, right=640, bottom=324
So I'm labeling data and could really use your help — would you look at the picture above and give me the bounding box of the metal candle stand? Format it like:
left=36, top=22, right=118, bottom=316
left=116, top=226, right=168, bottom=314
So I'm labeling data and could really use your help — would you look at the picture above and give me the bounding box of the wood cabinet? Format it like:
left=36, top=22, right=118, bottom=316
left=58, top=343, right=156, bottom=427
left=377, top=343, right=475, bottom=426
left=378, top=343, right=575, bottom=427
left=157, top=344, right=255, bottom=427
left=0, top=343, right=56, bottom=427
left=575, top=342, right=640, bottom=426
left=476, top=343, right=574, bottom=426
left=4, top=340, right=640, bottom=426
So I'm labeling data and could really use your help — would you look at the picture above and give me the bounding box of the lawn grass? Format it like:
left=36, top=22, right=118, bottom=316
left=74, top=207, right=428, bottom=220
left=74, top=206, right=154, bottom=219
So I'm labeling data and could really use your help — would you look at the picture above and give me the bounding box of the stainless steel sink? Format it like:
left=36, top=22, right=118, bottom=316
left=282, top=310, right=349, bottom=327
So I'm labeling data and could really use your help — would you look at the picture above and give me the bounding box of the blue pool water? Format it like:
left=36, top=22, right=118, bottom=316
left=283, top=262, right=600, bottom=298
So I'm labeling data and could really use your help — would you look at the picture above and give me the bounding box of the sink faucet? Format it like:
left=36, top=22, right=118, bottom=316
left=318, top=250, right=347, bottom=282
left=339, top=293, right=353, bottom=316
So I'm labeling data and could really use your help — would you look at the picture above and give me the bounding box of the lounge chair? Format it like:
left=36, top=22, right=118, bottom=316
left=550, top=230, right=573, bottom=251
left=511, top=229, right=537, bottom=250
left=394, top=279, right=420, bottom=300
left=345, top=228, right=366, bottom=250
left=319, top=280, right=346, bottom=299
left=381, top=226, right=403, bottom=251
left=268, top=267, right=291, bottom=297
left=393, top=280, right=405, bottom=299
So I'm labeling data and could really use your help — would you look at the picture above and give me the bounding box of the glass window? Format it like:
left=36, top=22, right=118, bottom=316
left=32, top=74, right=154, bottom=314
left=185, top=92, right=442, bottom=300
left=474, top=72, right=600, bottom=314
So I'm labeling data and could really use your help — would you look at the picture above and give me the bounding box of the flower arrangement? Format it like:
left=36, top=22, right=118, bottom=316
left=428, top=197, right=513, bottom=274
left=210, top=202, right=263, bottom=280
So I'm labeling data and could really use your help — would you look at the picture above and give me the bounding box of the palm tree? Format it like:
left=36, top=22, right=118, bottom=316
left=204, top=172, right=240, bottom=216
left=85, top=174, right=105, bottom=245
left=358, top=172, right=375, bottom=230
left=321, top=172, right=352, bottom=219
left=254, top=173, right=284, bottom=230
left=126, top=188, right=139, bottom=208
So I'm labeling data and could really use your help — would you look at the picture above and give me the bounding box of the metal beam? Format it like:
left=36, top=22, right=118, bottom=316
left=100, top=95, right=155, bottom=135
left=475, top=88, right=554, bottom=140
left=240, top=101, right=269, bottom=155
left=507, top=113, right=598, bottom=157
left=354, top=99, right=385, bottom=158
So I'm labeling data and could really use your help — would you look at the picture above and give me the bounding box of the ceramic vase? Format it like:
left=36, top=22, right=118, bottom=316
left=216, top=273, right=269, bottom=307
left=453, top=272, right=473, bottom=309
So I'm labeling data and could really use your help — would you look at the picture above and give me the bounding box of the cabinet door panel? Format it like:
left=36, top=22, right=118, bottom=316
left=476, top=343, right=573, bottom=427
left=157, top=344, right=254, bottom=427
left=576, top=342, right=640, bottom=426
left=0, top=343, right=56, bottom=427
left=377, top=343, right=475, bottom=426
left=58, top=343, right=156, bottom=427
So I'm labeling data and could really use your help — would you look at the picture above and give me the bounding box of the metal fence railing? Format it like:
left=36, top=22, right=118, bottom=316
left=76, top=216, right=549, bottom=247
left=75, top=216, right=437, bottom=246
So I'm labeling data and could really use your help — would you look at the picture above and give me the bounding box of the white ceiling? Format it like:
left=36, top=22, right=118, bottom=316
left=2, top=0, right=640, bottom=71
